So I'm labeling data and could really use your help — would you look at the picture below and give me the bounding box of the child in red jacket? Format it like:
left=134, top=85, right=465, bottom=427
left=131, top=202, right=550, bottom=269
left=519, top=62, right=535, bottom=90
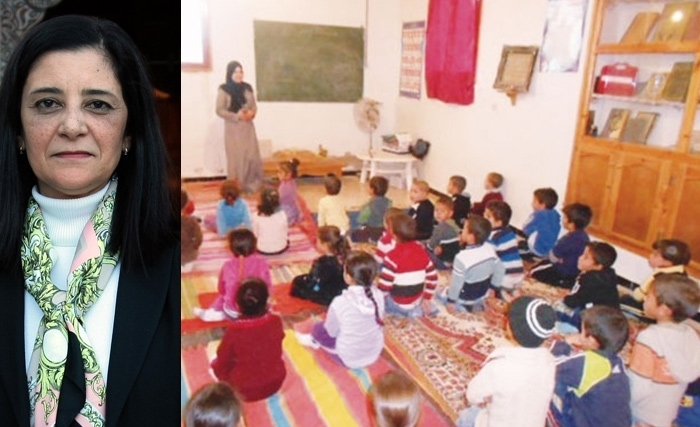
left=211, top=278, right=286, bottom=401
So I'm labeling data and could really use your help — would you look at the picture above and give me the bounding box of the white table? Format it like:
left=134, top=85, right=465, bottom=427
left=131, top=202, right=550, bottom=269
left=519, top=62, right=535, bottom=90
left=357, top=150, right=421, bottom=189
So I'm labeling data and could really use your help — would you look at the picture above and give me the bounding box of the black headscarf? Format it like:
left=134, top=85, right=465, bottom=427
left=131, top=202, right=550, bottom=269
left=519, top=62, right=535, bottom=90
left=220, top=60, right=253, bottom=113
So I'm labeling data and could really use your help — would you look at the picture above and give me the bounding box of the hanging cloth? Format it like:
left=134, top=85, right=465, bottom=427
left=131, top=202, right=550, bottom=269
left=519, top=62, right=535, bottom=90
left=425, top=0, right=482, bottom=105
left=22, top=180, right=119, bottom=426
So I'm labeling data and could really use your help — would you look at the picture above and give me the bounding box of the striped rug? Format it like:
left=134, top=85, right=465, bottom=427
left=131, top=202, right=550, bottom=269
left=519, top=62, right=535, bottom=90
left=181, top=330, right=451, bottom=426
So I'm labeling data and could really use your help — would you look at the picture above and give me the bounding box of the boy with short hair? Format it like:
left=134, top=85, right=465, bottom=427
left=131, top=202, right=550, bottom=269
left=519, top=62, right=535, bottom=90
left=425, top=196, right=461, bottom=270
left=531, top=203, right=592, bottom=289
left=447, top=175, right=471, bottom=227
left=484, top=200, right=524, bottom=297
left=351, top=176, right=392, bottom=243
left=407, top=179, right=434, bottom=240
left=443, top=216, right=503, bottom=313
left=549, top=306, right=631, bottom=427
left=520, top=187, right=561, bottom=259
left=628, top=274, right=700, bottom=427
left=456, top=297, right=556, bottom=427
left=553, top=241, right=620, bottom=331
left=470, top=171, right=504, bottom=216
left=378, top=213, right=438, bottom=318
left=619, top=239, right=692, bottom=320
left=184, top=382, right=242, bottom=427
left=317, top=173, right=350, bottom=233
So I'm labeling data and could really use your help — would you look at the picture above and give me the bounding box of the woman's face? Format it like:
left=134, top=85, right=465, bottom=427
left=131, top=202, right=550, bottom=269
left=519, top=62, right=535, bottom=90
left=231, top=66, right=244, bottom=83
left=19, top=48, right=129, bottom=199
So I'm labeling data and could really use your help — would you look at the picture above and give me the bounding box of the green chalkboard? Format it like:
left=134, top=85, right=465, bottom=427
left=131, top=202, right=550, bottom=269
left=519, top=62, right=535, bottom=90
left=254, top=20, right=364, bottom=103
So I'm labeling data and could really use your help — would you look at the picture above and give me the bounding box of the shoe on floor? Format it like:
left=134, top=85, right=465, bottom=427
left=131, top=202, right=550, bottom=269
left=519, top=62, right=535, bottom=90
left=295, top=331, right=320, bottom=349
left=193, top=307, right=226, bottom=322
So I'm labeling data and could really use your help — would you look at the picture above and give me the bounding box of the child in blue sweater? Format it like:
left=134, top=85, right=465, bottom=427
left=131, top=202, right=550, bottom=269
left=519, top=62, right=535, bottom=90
left=549, top=306, right=631, bottom=427
left=531, top=203, right=592, bottom=289
left=204, top=180, right=251, bottom=237
left=519, top=187, right=561, bottom=259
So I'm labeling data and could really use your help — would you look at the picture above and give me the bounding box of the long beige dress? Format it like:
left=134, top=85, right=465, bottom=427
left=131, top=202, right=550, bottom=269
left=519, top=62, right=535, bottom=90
left=216, top=88, right=263, bottom=192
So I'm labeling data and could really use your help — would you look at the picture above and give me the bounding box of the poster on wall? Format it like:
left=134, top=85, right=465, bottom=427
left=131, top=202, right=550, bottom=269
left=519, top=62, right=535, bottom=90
left=399, top=21, right=425, bottom=99
left=539, top=0, right=588, bottom=72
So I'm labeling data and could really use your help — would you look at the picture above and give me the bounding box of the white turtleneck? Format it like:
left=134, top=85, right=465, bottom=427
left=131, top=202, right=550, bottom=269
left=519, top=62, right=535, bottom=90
left=24, top=182, right=120, bottom=384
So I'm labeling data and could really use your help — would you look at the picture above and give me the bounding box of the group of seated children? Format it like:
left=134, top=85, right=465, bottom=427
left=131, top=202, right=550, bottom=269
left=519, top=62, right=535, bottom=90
left=456, top=273, right=700, bottom=427
left=181, top=159, right=305, bottom=271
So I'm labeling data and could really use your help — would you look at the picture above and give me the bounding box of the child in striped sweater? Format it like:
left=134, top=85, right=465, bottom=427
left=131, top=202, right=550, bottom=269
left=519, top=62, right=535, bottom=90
left=484, top=200, right=524, bottom=298
left=378, top=213, right=438, bottom=318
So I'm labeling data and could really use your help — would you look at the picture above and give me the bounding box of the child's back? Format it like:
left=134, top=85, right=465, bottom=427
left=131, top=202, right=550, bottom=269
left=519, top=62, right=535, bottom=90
left=216, top=253, right=271, bottom=313
left=458, top=297, right=556, bottom=427
left=523, top=188, right=561, bottom=257
left=488, top=226, right=524, bottom=290
left=182, top=189, right=203, bottom=267
left=317, top=174, right=350, bottom=232
left=254, top=187, right=289, bottom=254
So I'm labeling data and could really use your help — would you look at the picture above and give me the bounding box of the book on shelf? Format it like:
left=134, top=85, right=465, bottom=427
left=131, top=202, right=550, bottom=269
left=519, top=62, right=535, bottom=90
left=620, top=12, right=660, bottom=44
left=600, top=108, right=631, bottom=140
left=620, top=112, right=658, bottom=144
left=662, top=61, right=694, bottom=102
left=652, top=2, right=698, bottom=43
left=641, top=72, right=669, bottom=100
left=683, top=11, right=700, bottom=40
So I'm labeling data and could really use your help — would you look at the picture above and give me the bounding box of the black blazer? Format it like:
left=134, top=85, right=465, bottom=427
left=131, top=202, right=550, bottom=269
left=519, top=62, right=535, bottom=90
left=0, top=244, right=180, bottom=426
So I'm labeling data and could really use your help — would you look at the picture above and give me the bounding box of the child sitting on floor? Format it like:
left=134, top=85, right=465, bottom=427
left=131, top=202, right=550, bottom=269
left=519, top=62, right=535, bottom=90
left=212, top=278, right=286, bottom=401
left=253, top=186, right=289, bottom=255
left=443, top=216, right=503, bottom=313
left=531, top=203, right=592, bottom=289
left=549, top=306, right=631, bottom=427
left=618, top=238, right=691, bottom=321
left=378, top=213, right=438, bottom=318
left=317, top=173, right=349, bottom=234
left=447, top=175, right=471, bottom=227
left=628, top=274, right=700, bottom=427
left=352, top=176, right=392, bottom=243
left=204, top=180, right=251, bottom=237
left=553, top=242, right=620, bottom=332
left=456, top=296, right=556, bottom=427
left=193, top=228, right=271, bottom=321
left=181, top=189, right=203, bottom=273
left=290, top=225, right=350, bottom=305
left=277, top=158, right=302, bottom=225
left=297, top=251, right=385, bottom=369
left=519, top=187, right=561, bottom=260
left=425, top=196, right=461, bottom=270
left=374, top=207, right=403, bottom=265
left=369, top=370, right=422, bottom=427
left=484, top=200, right=524, bottom=298
left=407, top=179, right=434, bottom=240
left=184, top=382, right=242, bottom=427
left=470, top=172, right=504, bottom=216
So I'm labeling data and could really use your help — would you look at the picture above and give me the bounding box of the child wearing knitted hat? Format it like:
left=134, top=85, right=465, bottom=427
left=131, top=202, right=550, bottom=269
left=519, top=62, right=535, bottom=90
left=456, top=297, right=557, bottom=427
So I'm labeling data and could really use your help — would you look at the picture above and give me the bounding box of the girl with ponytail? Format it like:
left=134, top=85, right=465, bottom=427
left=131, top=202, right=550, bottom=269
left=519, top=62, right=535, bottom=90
left=296, top=251, right=385, bottom=369
left=290, top=226, right=350, bottom=305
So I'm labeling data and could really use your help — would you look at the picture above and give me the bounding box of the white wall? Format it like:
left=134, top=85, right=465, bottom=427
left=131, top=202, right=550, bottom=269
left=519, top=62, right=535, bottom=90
left=181, top=0, right=655, bottom=282
left=181, top=0, right=401, bottom=177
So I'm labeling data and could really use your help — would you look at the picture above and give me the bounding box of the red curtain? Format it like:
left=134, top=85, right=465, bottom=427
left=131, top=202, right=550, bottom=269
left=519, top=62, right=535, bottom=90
left=425, top=0, right=481, bottom=105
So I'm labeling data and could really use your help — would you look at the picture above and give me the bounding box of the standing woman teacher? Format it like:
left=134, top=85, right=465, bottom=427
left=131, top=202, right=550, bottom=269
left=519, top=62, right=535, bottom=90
left=216, top=61, right=264, bottom=193
left=0, top=15, right=179, bottom=425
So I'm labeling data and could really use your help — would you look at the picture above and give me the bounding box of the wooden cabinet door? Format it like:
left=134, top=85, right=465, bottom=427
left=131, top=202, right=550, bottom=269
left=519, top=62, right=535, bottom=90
left=608, top=151, right=672, bottom=247
left=665, top=161, right=700, bottom=272
left=566, top=143, right=615, bottom=232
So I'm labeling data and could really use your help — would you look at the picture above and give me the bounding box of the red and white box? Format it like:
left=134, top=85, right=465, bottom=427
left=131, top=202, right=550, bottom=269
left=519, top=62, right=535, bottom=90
left=595, top=63, right=638, bottom=96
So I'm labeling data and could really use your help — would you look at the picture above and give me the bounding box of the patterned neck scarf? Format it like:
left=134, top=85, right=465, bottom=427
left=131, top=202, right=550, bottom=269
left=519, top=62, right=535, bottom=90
left=21, top=180, right=119, bottom=426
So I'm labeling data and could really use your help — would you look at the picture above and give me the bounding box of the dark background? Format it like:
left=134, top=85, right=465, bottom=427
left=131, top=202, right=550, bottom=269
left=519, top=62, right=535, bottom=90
left=44, top=0, right=181, bottom=182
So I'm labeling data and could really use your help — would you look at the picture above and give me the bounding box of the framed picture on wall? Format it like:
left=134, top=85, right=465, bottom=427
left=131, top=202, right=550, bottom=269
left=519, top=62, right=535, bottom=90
left=493, top=45, right=539, bottom=93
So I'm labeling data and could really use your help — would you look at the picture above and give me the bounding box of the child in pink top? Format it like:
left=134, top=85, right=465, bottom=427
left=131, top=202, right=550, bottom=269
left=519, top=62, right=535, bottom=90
left=193, top=228, right=271, bottom=321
